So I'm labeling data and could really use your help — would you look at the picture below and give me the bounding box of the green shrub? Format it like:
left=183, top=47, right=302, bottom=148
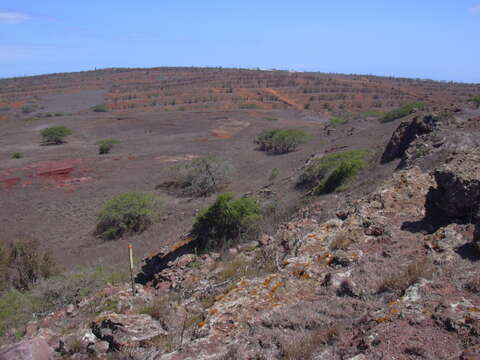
left=21, top=104, right=37, bottom=114
left=170, top=155, right=233, bottom=197
left=239, top=103, right=258, bottom=109
left=469, top=96, right=480, bottom=108
left=362, top=109, right=385, bottom=118
left=380, top=103, right=425, bottom=123
left=12, top=152, right=23, bottom=159
left=92, top=104, right=108, bottom=112
left=0, top=290, right=38, bottom=338
left=95, top=192, right=162, bottom=240
left=330, top=116, right=349, bottom=125
left=192, top=193, right=261, bottom=250
left=255, top=128, right=308, bottom=154
left=298, top=149, right=369, bottom=195
left=97, top=138, right=120, bottom=155
left=40, top=126, right=72, bottom=145
left=269, top=168, right=280, bottom=182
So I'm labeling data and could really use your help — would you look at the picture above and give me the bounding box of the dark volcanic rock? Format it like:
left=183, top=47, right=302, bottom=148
left=426, top=149, right=480, bottom=222
left=381, top=114, right=438, bottom=164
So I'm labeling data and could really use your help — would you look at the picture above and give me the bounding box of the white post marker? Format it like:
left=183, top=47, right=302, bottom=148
left=128, top=244, right=136, bottom=296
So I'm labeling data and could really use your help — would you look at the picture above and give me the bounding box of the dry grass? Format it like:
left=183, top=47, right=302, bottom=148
left=329, top=231, right=355, bottom=251
left=281, top=327, right=340, bottom=360
left=377, top=258, right=434, bottom=295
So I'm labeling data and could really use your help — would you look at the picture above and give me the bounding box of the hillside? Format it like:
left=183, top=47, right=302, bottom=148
left=1, top=68, right=480, bottom=359
left=1, top=68, right=479, bottom=270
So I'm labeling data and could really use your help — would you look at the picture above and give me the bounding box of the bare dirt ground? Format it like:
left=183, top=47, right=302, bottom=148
left=0, top=68, right=478, bottom=271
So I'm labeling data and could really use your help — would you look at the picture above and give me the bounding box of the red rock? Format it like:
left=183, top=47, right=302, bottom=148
left=0, top=337, right=54, bottom=360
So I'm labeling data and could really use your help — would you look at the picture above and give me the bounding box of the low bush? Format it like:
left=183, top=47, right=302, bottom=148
left=0, top=235, right=58, bottom=292
left=269, top=168, right=280, bottom=182
left=11, top=152, right=23, bottom=159
left=330, top=115, right=349, bottom=125
left=380, top=102, right=425, bottom=123
left=255, top=128, right=307, bottom=154
left=361, top=109, right=385, bottom=118
left=469, top=96, right=480, bottom=108
left=297, top=149, right=369, bottom=195
left=0, top=265, right=129, bottom=339
left=92, top=104, right=108, bottom=112
left=169, top=155, right=233, bottom=197
left=97, top=138, right=120, bottom=155
left=40, top=126, right=72, bottom=145
left=95, top=192, right=162, bottom=240
left=192, top=193, right=261, bottom=250
left=239, top=103, right=258, bottom=109
left=21, top=104, right=37, bottom=114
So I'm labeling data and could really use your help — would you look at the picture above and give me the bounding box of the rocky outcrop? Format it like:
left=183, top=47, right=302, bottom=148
left=381, top=113, right=438, bottom=163
left=427, top=149, right=480, bottom=222
left=92, top=312, right=167, bottom=351
left=381, top=108, right=480, bottom=171
left=0, top=338, right=54, bottom=360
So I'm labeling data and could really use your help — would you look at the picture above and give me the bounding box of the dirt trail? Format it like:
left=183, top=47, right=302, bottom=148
left=264, top=88, right=303, bottom=110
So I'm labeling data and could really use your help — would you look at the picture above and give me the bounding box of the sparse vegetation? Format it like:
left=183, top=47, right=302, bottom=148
left=97, top=138, right=120, bottom=154
left=330, top=115, right=349, bottom=125
left=377, top=259, right=433, bottom=295
left=269, top=167, right=280, bottom=182
left=192, top=193, right=261, bottom=250
left=95, top=192, right=162, bottom=240
left=0, top=235, right=58, bottom=292
left=91, top=104, right=108, bottom=112
left=361, top=109, right=384, bottom=118
left=469, top=96, right=480, bottom=108
left=255, top=128, right=308, bottom=154
left=40, top=126, right=72, bottom=145
left=11, top=152, right=23, bottom=159
left=0, top=265, right=129, bottom=338
left=239, top=103, right=258, bottom=109
left=21, top=104, right=37, bottom=114
left=380, top=102, right=425, bottom=123
left=169, top=155, right=233, bottom=197
left=280, top=327, right=340, bottom=360
left=298, top=149, right=369, bottom=195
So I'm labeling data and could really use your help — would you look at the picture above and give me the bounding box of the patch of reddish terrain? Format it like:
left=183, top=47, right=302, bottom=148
left=0, top=159, right=96, bottom=191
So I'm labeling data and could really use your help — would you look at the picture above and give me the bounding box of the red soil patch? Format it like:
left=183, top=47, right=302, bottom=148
left=1, top=159, right=95, bottom=191
left=0, top=177, right=21, bottom=189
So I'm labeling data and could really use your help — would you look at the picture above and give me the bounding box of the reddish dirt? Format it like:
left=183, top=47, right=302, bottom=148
left=0, top=67, right=478, bottom=270
left=263, top=88, right=303, bottom=110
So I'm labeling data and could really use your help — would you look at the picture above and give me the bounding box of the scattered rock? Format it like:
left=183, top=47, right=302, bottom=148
left=92, top=313, right=167, bottom=350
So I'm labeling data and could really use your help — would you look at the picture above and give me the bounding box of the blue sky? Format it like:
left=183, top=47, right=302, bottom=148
left=1, top=1, right=479, bottom=82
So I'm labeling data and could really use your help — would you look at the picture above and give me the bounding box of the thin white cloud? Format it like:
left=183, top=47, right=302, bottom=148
left=469, top=4, right=480, bottom=15
left=0, top=11, right=32, bottom=24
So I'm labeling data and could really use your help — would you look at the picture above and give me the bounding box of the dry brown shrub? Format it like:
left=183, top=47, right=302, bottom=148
left=281, top=327, right=339, bottom=360
left=329, top=231, right=355, bottom=251
left=0, top=234, right=59, bottom=291
left=377, top=258, right=434, bottom=295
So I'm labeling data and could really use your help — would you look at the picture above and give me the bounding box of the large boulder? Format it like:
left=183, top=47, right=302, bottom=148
left=381, top=114, right=438, bottom=164
left=92, top=312, right=167, bottom=351
left=426, top=149, right=480, bottom=221
left=0, top=338, right=54, bottom=360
